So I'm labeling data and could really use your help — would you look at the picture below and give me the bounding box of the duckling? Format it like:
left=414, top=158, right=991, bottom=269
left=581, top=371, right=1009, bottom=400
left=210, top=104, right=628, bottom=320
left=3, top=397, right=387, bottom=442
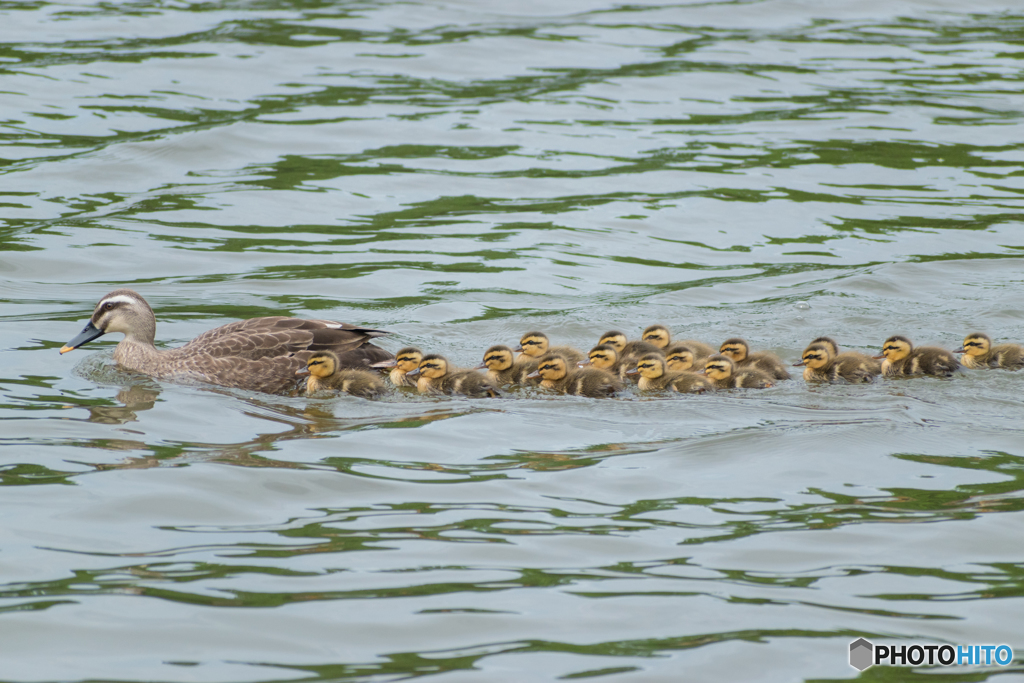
left=703, top=355, right=775, bottom=389
left=793, top=343, right=879, bottom=384
left=719, top=338, right=791, bottom=380
left=809, top=336, right=840, bottom=359
left=955, top=332, right=1024, bottom=370
left=631, top=353, right=713, bottom=394
left=806, top=336, right=882, bottom=376
left=528, top=353, right=622, bottom=398
left=639, top=325, right=715, bottom=358
left=409, top=354, right=501, bottom=397
left=478, top=344, right=538, bottom=385
left=875, top=336, right=961, bottom=378
left=370, top=347, right=423, bottom=388
left=516, top=331, right=584, bottom=365
left=663, top=343, right=709, bottom=373
left=581, top=343, right=629, bottom=380
left=299, top=351, right=386, bottom=398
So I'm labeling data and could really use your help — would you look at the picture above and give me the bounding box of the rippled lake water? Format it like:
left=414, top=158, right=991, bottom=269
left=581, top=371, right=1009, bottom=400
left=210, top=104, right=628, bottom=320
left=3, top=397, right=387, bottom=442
left=3, top=0, right=1024, bottom=681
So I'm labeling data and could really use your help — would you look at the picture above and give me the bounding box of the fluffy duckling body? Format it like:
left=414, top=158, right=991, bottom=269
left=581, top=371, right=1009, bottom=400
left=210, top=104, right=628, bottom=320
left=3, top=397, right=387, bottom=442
left=794, top=343, right=879, bottom=384
left=719, top=338, right=791, bottom=380
left=806, top=336, right=881, bottom=377
left=517, top=331, right=584, bottom=365
left=956, top=333, right=1024, bottom=370
left=300, top=352, right=386, bottom=398
left=479, top=345, right=538, bottom=386
left=876, top=336, right=961, bottom=378
left=703, top=355, right=775, bottom=389
left=598, top=331, right=663, bottom=369
left=529, top=353, right=622, bottom=398
left=632, top=354, right=713, bottom=394
left=411, top=355, right=501, bottom=397
left=371, top=347, right=423, bottom=388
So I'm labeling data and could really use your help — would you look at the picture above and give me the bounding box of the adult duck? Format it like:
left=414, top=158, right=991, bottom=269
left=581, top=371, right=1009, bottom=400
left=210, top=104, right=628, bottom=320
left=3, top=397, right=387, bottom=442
left=60, top=288, right=393, bottom=394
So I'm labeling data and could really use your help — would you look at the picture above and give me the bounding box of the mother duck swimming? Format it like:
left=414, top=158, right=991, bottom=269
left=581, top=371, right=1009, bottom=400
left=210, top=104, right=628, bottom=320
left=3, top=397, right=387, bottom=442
left=60, top=289, right=394, bottom=394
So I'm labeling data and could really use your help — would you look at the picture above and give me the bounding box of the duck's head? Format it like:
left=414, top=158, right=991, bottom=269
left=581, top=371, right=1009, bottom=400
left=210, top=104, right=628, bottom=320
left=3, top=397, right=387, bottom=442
left=634, top=353, right=666, bottom=379
left=664, top=344, right=696, bottom=372
left=876, top=335, right=912, bottom=362
left=703, top=354, right=736, bottom=381
left=60, top=288, right=156, bottom=353
left=956, top=332, right=991, bottom=356
left=810, top=336, right=839, bottom=360
left=719, top=338, right=749, bottom=363
left=795, top=343, right=830, bottom=370
left=516, top=331, right=550, bottom=358
left=300, top=351, right=339, bottom=378
left=584, top=344, right=618, bottom=370
left=528, top=353, right=568, bottom=382
left=641, top=324, right=670, bottom=349
left=389, top=347, right=423, bottom=373
left=480, top=345, right=514, bottom=371
left=597, top=331, right=627, bottom=353
left=411, top=354, right=449, bottom=379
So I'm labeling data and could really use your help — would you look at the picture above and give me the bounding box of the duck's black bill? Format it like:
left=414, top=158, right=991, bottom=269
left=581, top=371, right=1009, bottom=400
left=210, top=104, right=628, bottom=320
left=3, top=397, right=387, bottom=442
left=60, top=321, right=104, bottom=354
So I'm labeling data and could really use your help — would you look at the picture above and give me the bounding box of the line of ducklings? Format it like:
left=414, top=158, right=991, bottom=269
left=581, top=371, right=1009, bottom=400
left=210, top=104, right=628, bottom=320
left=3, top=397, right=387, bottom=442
left=297, top=325, right=1024, bottom=399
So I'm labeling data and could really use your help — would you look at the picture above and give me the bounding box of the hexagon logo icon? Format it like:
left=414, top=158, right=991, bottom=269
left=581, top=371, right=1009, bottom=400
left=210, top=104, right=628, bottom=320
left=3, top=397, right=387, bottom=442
left=849, top=638, right=874, bottom=670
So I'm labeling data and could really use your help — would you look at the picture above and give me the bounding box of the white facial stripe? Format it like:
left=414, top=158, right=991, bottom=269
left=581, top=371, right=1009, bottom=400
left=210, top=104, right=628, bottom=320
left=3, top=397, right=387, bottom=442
left=98, top=294, right=139, bottom=307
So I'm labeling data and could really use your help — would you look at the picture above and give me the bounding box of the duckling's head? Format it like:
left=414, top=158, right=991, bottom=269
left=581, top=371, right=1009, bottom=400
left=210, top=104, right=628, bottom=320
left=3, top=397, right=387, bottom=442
left=796, top=343, right=831, bottom=370
left=810, top=336, right=839, bottom=360
left=585, top=344, right=619, bottom=370
left=597, top=331, right=627, bottom=352
left=664, top=344, right=696, bottom=372
left=414, top=354, right=450, bottom=380
left=703, top=354, right=736, bottom=381
left=957, top=332, right=991, bottom=356
left=719, top=338, right=749, bottom=362
left=481, top=345, right=514, bottom=371
left=641, top=324, right=671, bottom=349
left=635, top=353, right=667, bottom=380
left=533, top=353, right=568, bottom=381
left=877, top=335, right=912, bottom=362
left=516, top=331, right=550, bottom=357
left=304, top=351, right=339, bottom=379
left=61, top=288, right=156, bottom=353
left=394, top=347, right=424, bottom=374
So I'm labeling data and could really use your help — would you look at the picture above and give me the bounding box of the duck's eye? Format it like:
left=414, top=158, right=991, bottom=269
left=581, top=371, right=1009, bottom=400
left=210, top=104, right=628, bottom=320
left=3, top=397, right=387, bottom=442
left=103, top=302, right=114, bottom=311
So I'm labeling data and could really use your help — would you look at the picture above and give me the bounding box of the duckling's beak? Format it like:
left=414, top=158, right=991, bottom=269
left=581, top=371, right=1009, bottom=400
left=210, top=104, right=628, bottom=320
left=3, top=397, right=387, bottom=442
left=60, top=320, right=104, bottom=354
left=295, top=368, right=311, bottom=377
left=369, top=358, right=397, bottom=368
left=474, top=363, right=487, bottom=369
left=953, top=347, right=966, bottom=354
left=514, top=345, right=524, bottom=353
left=872, top=354, right=885, bottom=359
left=525, top=370, right=540, bottom=379
left=792, top=360, right=806, bottom=367
left=406, top=367, right=421, bottom=377
left=577, top=360, right=592, bottom=367
left=625, top=368, right=639, bottom=375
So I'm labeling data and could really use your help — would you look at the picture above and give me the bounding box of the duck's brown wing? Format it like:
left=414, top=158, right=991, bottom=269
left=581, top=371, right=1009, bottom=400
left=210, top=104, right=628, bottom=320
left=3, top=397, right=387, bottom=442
left=184, top=317, right=393, bottom=364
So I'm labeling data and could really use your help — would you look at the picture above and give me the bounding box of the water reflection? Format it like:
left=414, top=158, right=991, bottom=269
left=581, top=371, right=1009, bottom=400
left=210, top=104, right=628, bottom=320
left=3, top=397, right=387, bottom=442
left=85, top=385, right=160, bottom=425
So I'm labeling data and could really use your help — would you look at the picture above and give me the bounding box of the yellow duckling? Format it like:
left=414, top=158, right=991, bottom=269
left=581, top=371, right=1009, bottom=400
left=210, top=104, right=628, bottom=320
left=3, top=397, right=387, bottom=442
left=640, top=325, right=715, bottom=358
left=409, top=354, right=501, bottom=397
left=371, top=346, right=423, bottom=387
left=703, top=354, right=775, bottom=389
left=581, top=343, right=629, bottom=380
left=299, top=351, right=386, bottom=398
left=806, top=336, right=881, bottom=375
left=516, top=331, right=584, bottom=365
left=794, top=342, right=879, bottom=384
left=719, top=338, right=791, bottom=380
left=597, top=331, right=662, bottom=374
left=527, top=353, right=622, bottom=398
left=955, top=332, right=1024, bottom=370
left=478, top=345, right=538, bottom=385
left=630, top=353, right=713, bottom=394
left=663, top=343, right=710, bottom=373
left=875, top=336, right=961, bottom=378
